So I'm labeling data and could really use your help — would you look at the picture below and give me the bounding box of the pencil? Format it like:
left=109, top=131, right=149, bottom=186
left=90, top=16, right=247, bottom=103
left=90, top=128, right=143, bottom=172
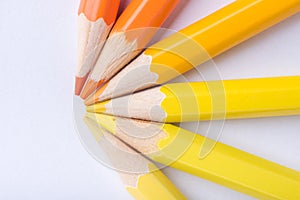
left=87, top=76, right=300, bottom=122
left=85, top=0, right=300, bottom=105
left=83, top=117, right=187, bottom=200
left=86, top=113, right=300, bottom=200
left=80, top=0, right=179, bottom=99
left=75, top=0, right=120, bottom=96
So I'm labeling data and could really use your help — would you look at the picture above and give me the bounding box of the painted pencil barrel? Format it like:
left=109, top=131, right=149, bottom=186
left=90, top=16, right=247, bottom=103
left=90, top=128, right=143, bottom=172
left=111, top=0, right=179, bottom=47
left=149, top=0, right=300, bottom=83
left=78, top=0, right=121, bottom=23
left=161, top=76, right=300, bottom=122
left=160, top=124, right=300, bottom=200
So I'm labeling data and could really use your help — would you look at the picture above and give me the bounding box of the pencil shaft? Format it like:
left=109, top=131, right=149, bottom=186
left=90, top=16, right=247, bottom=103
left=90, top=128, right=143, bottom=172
left=161, top=76, right=300, bottom=121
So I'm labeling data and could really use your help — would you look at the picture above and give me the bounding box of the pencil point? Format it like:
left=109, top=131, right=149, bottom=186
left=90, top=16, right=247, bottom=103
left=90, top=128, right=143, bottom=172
left=75, top=74, right=89, bottom=96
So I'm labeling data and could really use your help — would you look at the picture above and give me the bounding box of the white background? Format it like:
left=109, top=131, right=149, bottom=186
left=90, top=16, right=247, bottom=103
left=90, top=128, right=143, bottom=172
left=0, top=0, right=300, bottom=199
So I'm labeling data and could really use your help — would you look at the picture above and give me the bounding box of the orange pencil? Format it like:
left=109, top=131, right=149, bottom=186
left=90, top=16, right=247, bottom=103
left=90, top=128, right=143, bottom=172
left=75, top=0, right=120, bottom=96
left=80, top=0, right=179, bottom=99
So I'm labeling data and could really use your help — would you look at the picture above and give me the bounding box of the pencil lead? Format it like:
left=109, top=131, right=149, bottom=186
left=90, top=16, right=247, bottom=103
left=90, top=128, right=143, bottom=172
left=75, top=74, right=89, bottom=96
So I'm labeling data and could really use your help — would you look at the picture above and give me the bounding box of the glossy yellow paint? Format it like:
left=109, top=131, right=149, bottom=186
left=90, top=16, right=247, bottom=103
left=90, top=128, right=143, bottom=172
left=84, top=115, right=186, bottom=200
left=88, top=113, right=300, bottom=200
left=147, top=0, right=300, bottom=83
left=160, top=76, right=300, bottom=122
left=158, top=124, right=300, bottom=200
left=127, top=163, right=187, bottom=200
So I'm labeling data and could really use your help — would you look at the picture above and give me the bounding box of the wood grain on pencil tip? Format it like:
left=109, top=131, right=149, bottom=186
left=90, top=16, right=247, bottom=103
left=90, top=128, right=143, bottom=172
left=86, top=76, right=300, bottom=122
left=83, top=116, right=187, bottom=200
left=75, top=0, right=120, bottom=96
left=85, top=0, right=300, bottom=104
left=86, top=112, right=300, bottom=200
left=80, top=0, right=179, bottom=99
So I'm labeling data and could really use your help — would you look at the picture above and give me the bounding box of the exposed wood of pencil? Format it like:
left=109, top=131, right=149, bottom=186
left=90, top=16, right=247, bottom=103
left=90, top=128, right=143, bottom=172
left=85, top=0, right=300, bottom=105
left=80, top=0, right=179, bottom=99
left=87, top=76, right=300, bottom=122
left=75, top=0, right=120, bottom=96
left=86, top=113, right=300, bottom=200
left=84, top=117, right=186, bottom=200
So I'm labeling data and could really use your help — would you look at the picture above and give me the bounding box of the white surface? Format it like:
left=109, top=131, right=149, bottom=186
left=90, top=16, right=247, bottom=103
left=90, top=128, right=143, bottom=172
left=0, top=0, right=299, bottom=200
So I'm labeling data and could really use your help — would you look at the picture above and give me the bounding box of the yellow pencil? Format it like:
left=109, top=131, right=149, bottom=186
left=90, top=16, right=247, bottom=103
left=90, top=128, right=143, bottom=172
left=85, top=0, right=300, bottom=105
left=86, top=113, right=300, bottom=200
left=84, top=117, right=187, bottom=200
left=87, top=76, right=300, bottom=122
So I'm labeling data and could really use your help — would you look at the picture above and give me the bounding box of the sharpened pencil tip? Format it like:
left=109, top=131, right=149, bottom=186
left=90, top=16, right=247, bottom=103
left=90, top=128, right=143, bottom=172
left=75, top=74, right=89, bottom=96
